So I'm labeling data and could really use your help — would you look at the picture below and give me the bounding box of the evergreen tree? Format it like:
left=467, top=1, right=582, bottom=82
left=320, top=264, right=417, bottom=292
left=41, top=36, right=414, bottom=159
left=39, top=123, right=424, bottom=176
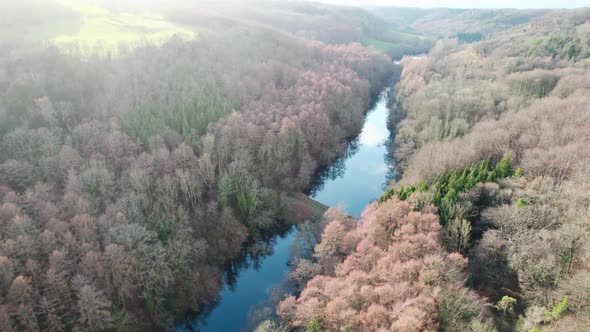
left=495, top=155, right=513, bottom=178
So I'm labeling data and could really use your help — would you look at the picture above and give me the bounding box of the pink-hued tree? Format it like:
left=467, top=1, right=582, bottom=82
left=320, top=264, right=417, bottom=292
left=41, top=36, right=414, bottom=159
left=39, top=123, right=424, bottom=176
left=279, top=197, right=489, bottom=331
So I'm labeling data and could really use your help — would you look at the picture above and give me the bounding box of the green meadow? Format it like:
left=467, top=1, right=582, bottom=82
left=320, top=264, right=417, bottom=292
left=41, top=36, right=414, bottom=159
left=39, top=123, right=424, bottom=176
left=3, top=0, right=197, bottom=55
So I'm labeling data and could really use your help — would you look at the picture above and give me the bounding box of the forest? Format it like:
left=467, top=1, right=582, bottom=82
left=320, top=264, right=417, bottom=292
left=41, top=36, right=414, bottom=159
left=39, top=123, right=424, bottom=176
left=0, top=1, right=403, bottom=330
left=284, top=7, right=590, bottom=332
left=1, top=0, right=590, bottom=332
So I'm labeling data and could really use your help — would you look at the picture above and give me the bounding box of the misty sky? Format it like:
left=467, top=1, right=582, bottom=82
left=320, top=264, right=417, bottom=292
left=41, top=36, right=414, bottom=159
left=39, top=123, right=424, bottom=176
left=317, top=0, right=590, bottom=9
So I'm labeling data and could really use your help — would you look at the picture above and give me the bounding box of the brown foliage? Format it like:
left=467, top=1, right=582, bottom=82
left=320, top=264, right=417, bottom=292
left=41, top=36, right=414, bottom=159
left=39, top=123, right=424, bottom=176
left=392, top=8, right=590, bottom=330
left=279, top=199, right=488, bottom=331
left=0, top=4, right=394, bottom=329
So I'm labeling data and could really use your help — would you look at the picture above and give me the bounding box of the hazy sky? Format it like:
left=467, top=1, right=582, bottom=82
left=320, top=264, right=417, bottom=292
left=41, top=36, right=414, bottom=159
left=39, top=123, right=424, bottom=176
left=316, top=0, right=590, bottom=9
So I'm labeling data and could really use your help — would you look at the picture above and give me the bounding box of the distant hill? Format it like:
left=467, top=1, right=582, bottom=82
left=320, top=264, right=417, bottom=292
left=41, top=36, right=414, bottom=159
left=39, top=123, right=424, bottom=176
left=368, top=6, right=550, bottom=37
left=165, top=1, right=434, bottom=58
left=1, top=0, right=433, bottom=59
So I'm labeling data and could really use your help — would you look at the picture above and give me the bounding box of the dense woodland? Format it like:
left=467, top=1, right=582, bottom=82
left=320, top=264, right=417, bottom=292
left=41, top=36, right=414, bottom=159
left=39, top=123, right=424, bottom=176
left=280, top=7, right=590, bottom=332
left=2, top=1, right=590, bottom=331
left=0, top=1, right=402, bottom=330
left=164, top=1, right=434, bottom=60
left=370, top=7, right=550, bottom=38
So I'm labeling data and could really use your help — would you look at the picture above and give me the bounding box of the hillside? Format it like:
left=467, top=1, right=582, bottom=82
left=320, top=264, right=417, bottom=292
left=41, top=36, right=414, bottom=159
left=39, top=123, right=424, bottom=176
left=1, top=0, right=431, bottom=58
left=0, top=1, right=412, bottom=330
left=164, top=1, right=433, bottom=59
left=370, top=6, right=550, bottom=39
left=284, top=8, right=590, bottom=332
left=2, top=1, right=590, bottom=331
left=0, top=0, right=195, bottom=53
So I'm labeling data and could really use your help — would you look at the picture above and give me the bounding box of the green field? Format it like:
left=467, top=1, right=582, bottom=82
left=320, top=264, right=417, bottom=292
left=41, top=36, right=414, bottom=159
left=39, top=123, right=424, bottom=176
left=364, top=25, right=431, bottom=55
left=54, top=1, right=195, bottom=53
left=366, top=38, right=396, bottom=53
left=3, top=0, right=197, bottom=55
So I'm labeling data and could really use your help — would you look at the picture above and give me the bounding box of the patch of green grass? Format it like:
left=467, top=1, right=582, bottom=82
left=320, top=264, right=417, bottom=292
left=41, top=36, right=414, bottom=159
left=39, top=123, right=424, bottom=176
left=388, top=26, right=428, bottom=42
left=4, top=0, right=199, bottom=55
left=52, top=1, right=197, bottom=54
left=365, top=38, right=395, bottom=53
left=363, top=24, right=433, bottom=57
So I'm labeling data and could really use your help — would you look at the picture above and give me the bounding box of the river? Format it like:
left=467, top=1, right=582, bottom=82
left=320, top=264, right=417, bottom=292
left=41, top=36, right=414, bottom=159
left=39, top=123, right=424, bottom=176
left=176, top=89, right=395, bottom=332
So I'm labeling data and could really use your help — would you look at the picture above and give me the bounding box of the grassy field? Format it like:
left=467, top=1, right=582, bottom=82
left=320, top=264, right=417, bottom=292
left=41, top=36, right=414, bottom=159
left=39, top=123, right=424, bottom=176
left=366, top=38, right=396, bottom=53
left=2, top=0, right=197, bottom=55
left=364, top=25, right=431, bottom=55
left=53, top=1, right=196, bottom=54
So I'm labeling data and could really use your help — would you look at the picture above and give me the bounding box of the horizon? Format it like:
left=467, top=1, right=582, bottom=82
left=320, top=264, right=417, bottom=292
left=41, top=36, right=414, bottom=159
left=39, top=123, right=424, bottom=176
left=315, top=0, right=590, bottom=9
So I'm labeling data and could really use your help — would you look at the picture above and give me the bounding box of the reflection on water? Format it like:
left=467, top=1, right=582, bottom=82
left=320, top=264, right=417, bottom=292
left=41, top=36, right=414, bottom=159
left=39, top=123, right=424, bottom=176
left=177, top=89, right=397, bottom=332
left=176, top=226, right=295, bottom=332
left=304, top=137, right=359, bottom=198
left=310, top=90, right=395, bottom=217
left=359, top=121, right=389, bottom=147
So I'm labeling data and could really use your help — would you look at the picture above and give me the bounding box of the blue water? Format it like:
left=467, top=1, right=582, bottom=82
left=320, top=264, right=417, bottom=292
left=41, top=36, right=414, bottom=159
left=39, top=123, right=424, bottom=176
left=180, top=230, right=296, bottom=332
left=177, top=91, right=392, bottom=332
left=311, top=92, right=391, bottom=217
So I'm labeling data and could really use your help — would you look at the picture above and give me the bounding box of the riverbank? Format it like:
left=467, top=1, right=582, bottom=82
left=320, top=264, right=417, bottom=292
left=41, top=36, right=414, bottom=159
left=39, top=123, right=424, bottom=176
left=283, top=193, right=329, bottom=224
left=176, top=87, right=397, bottom=331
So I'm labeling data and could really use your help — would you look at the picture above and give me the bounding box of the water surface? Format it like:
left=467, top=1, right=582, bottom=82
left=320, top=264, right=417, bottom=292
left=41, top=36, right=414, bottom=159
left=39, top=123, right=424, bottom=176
left=311, top=91, right=392, bottom=217
left=177, top=91, right=393, bottom=332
